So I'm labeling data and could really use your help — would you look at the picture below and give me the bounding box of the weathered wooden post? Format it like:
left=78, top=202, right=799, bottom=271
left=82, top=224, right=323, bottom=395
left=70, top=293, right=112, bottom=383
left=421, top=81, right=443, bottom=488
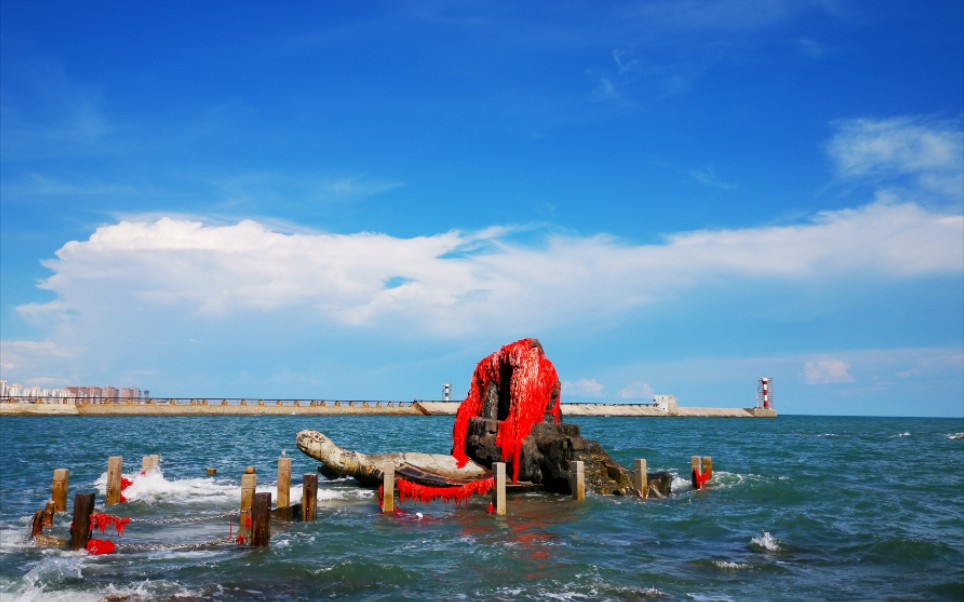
left=570, top=460, right=585, bottom=501
left=703, top=457, right=713, bottom=478
left=52, top=469, right=69, bottom=512
left=70, top=493, right=95, bottom=550
left=381, top=463, right=395, bottom=513
left=277, top=456, right=292, bottom=516
left=634, top=459, right=648, bottom=500
left=302, top=473, right=318, bottom=521
left=493, top=462, right=507, bottom=516
left=141, top=455, right=160, bottom=474
left=106, top=457, right=123, bottom=506
left=31, top=510, right=45, bottom=538
left=251, top=492, right=272, bottom=547
left=239, top=467, right=257, bottom=540
left=43, top=501, right=56, bottom=527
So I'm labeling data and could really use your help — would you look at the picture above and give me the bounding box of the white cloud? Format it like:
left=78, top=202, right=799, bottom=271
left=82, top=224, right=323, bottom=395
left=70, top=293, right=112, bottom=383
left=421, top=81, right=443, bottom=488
left=562, top=378, right=606, bottom=398
left=827, top=116, right=964, bottom=200
left=15, top=198, right=961, bottom=342
left=805, top=358, right=855, bottom=384
left=617, top=381, right=656, bottom=401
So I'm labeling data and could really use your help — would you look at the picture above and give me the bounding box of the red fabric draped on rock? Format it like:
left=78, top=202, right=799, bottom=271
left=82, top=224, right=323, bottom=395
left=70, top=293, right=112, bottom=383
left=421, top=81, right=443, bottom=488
left=397, top=477, right=495, bottom=505
left=452, top=339, right=562, bottom=483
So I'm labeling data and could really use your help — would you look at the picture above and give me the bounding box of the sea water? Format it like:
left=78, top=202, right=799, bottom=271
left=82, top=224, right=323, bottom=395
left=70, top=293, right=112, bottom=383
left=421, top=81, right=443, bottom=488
left=0, top=415, right=962, bottom=601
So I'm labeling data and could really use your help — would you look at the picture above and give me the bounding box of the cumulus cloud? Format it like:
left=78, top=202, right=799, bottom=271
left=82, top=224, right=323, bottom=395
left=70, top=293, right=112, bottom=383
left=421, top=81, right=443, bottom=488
left=804, top=358, right=855, bottom=384
left=562, top=378, right=606, bottom=398
left=617, top=381, right=656, bottom=401
left=17, top=198, right=962, bottom=342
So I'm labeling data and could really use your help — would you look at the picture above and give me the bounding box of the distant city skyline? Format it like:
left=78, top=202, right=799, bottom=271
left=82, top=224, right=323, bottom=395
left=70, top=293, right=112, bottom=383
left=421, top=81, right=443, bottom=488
left=0, top=380, right=144, bottom=400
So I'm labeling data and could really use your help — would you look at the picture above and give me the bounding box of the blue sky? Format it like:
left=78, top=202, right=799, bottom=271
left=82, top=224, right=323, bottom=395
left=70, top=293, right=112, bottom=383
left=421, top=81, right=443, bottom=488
left=1, top=1, right=962, bottom=417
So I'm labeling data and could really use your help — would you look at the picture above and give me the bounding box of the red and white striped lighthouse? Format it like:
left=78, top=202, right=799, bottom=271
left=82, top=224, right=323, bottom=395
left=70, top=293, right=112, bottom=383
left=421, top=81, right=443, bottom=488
left=759, top=377, right=771, bottom=409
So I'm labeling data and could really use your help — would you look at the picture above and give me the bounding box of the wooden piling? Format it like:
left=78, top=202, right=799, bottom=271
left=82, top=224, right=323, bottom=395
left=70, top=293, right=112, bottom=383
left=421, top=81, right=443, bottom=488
left=70, top=493, right=95, bottom=551
left=570, top=460, right=585, bottom=501
left=106, top=456, right=123, bottom=506
left=302, top=473, right=318, bottom=521
left=381, top=463, right=395, bottom=513
left=703, top=456, right=713, bottom=477
left=251, top=492, right=272, bottom=547
left=141, top=455, right=160, bottom=474
left=52, top=469, right=69, bottom=513
left=277, top=457, right=292, bottom=514
left=634, top=459, right=648, bottom=500
left=493, top=462, right=506, bottom=516
left=31, top=510, right=45, bottom=538
left=239, top=467, right=257, bottom=540
left=43, top=501, right=56, bottom=528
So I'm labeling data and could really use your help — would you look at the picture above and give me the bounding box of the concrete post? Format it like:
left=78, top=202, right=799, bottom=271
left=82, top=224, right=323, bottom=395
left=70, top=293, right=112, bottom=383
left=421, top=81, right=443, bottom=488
left=570, top=460, right=585, bottom=501
left=634, top=459, right=648, bottom=500
left=382, top=463, right=395, bottom=513
left=277, top=457, right=292, bottom=511
left=493, top=462, right=507, bottom=515
left=106, top=456, right=123, bottom=506
left=239, top=467, right=257, bottom=540
left=141, top=455, right=160, bottom=474
left=52, top=469, right=69, bottom=512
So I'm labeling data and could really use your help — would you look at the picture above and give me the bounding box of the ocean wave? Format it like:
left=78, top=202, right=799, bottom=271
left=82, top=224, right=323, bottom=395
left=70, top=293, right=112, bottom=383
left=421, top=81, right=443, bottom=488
left=90, top=468, right=373, bottom=506
left=2, top=556, right=97, bottom=602
left=712, top=559, right=751, bottom=571
left=893, top=432, right=911, bottom=438
left=947, top=432, right=964, bottom=440
left=750, top=531, right=781, bottom=552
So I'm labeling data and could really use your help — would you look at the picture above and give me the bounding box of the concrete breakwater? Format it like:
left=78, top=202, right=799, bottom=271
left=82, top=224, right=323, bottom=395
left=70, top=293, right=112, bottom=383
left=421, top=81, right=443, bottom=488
left=0, top=399, right=776, bottom=418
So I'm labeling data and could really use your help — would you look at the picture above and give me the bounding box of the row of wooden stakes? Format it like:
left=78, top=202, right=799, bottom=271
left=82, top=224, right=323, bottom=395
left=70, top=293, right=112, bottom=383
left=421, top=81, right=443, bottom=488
left=29, top=453, right=714, bottom=551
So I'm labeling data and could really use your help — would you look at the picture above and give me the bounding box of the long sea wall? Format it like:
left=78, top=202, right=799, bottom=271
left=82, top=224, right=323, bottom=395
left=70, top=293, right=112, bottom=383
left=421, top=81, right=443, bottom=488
left=0, top=400, right=776, bottom=418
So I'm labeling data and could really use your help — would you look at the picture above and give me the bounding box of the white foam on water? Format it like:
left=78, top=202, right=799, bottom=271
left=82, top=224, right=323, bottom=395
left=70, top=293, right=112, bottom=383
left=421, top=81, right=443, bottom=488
left=713, top=559, right=750, bottom=570
left=946, top=432, right=964, bottom=440
left=0, top=523, right=33, bottom=555
left=3, top=556, right=99, bottom=602
left=751, top=531, right=780, bottom=552
left=670, top=474, right=690, bottom=493
left=893, top=432, right=911, bottom=438
left=99, top=578, right=205, bottom=600
left=817, top=433, right=837, bottom=438
left=687, top=594, right=735, bottom=602
left=94, top=469, right=238, bottom=505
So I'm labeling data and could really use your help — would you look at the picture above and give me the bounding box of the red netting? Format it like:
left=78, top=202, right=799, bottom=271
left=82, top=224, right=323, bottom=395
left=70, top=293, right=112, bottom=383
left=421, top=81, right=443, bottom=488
left=89, top=513, right=131, bottom=536
left=397, top=477, right=495, bottom=505
left=452, top=339, right=561, bottom=483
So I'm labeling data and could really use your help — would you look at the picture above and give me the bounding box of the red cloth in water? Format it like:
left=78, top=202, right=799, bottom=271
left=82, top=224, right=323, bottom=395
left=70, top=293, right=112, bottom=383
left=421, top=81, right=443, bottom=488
left=452, top=339, right=561, bottom=483
left=397, top=477, right=495, bottom=505
left=86, top=538, right=116, bottom=555
left=692, top=466, right=712, bottom=490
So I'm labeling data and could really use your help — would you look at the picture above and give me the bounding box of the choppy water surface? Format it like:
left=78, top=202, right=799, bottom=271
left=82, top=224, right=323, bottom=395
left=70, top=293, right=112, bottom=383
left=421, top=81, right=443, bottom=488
left=1, top=415, right=962, bottom=601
